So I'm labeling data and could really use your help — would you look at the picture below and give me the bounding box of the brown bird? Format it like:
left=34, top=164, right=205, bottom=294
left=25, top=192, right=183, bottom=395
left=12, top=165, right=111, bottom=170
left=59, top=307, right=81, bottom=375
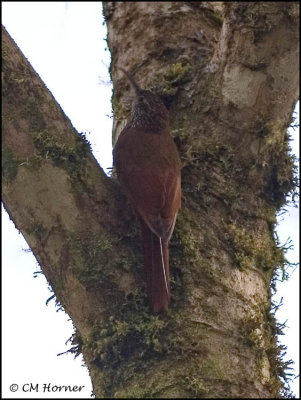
left=113, top=66, right=181, bottom=312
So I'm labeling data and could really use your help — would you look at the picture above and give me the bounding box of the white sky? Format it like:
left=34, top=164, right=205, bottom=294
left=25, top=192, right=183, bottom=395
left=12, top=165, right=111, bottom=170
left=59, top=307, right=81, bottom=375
left=1, top=2, right=299, bottom=398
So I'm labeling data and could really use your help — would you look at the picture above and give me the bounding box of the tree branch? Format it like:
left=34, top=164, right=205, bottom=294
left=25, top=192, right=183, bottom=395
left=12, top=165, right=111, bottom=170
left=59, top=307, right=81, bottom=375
left=2, top=25, right=123, bottom=338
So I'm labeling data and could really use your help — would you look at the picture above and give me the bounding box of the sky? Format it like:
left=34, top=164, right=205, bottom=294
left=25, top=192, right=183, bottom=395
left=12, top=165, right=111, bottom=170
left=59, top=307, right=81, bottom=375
left=1, top=2, right=299, bottom=398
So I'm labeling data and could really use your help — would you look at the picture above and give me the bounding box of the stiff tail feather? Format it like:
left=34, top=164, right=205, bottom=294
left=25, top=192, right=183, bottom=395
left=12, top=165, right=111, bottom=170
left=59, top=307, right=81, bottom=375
left=140, top=219, right=170, bottom=312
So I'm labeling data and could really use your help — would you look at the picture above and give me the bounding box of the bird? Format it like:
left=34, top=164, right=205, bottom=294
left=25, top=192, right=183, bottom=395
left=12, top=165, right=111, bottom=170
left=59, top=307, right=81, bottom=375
left=113, top=66, right=181, bottom=312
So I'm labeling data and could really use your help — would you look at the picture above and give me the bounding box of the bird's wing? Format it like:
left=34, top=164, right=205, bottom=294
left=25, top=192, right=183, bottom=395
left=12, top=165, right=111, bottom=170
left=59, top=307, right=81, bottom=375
left=119, top=166, right=180, bottom=241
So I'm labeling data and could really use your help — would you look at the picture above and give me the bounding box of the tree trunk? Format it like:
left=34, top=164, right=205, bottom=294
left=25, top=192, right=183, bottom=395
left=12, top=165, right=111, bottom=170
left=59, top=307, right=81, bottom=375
left=2, top=2, right=299, bottom=398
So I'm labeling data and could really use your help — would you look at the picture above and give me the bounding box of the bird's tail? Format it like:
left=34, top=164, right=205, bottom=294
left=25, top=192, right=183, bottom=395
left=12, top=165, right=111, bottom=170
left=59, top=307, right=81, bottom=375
left=140, top=219, right=170, bottom=312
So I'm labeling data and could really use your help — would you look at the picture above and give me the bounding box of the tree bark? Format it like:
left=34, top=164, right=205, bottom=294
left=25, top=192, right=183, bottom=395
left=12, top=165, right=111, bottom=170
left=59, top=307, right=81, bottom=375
left=2, top=1, right=299, bottom=398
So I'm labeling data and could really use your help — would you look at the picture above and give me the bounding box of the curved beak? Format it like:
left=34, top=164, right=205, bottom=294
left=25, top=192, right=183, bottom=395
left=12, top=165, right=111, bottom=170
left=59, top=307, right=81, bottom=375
left=116, top=65, right=140, bottom=95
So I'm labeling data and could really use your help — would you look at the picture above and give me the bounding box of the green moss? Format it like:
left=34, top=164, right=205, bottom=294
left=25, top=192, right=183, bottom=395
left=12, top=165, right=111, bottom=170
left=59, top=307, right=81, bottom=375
left=20, top=96, right=46, bottom=131
left=228, top=223, right=285, bottom=273
left=2, top=146, right=18, bottom=184
left=164, top=62, right=192, bottom=85
left=68, top=226, right=142, bottom=295
left=169, top=209, right=202, bottom=302
left=172, top=209, right=200, bottom=257
left=152, top=62, right=192, bottom=97
left=182, top=357, right=229, bottom=397
left=29, top=128, right=92, bottom=193
left=182, top=374, right=208, bottom=397
left=69, top=233, right=118, bottom=286
left=88, top=299, right=168, bottom=364
left=238, top=296, right=295, bottom=396
left=33, top=128, right=90, bottom=162
left=2, top=56, right=31, bottom=106
left=264, top=154, right=297, bottom=210
left=83, top=291, right=171, bottom=396
left=178, top=137, right=248, bottom=210
left=236, top=3, right=283, bottom=43
left=181, top=360, right=209, bottom=398
left=115, top=380, right=170, bottom=398
left=83, top=284, right=211, bottom=397
left=264, top=307, right=295, bottom=397
left=112, top=99, right=131, bottom=122
left=256, top=123, right=298, bottom=211
left=257, top=205, right=277, bottom=227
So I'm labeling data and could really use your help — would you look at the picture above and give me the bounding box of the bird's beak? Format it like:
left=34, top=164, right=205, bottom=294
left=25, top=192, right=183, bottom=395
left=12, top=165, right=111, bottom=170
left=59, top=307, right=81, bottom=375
left=116, top=65, right=140, bottom=96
